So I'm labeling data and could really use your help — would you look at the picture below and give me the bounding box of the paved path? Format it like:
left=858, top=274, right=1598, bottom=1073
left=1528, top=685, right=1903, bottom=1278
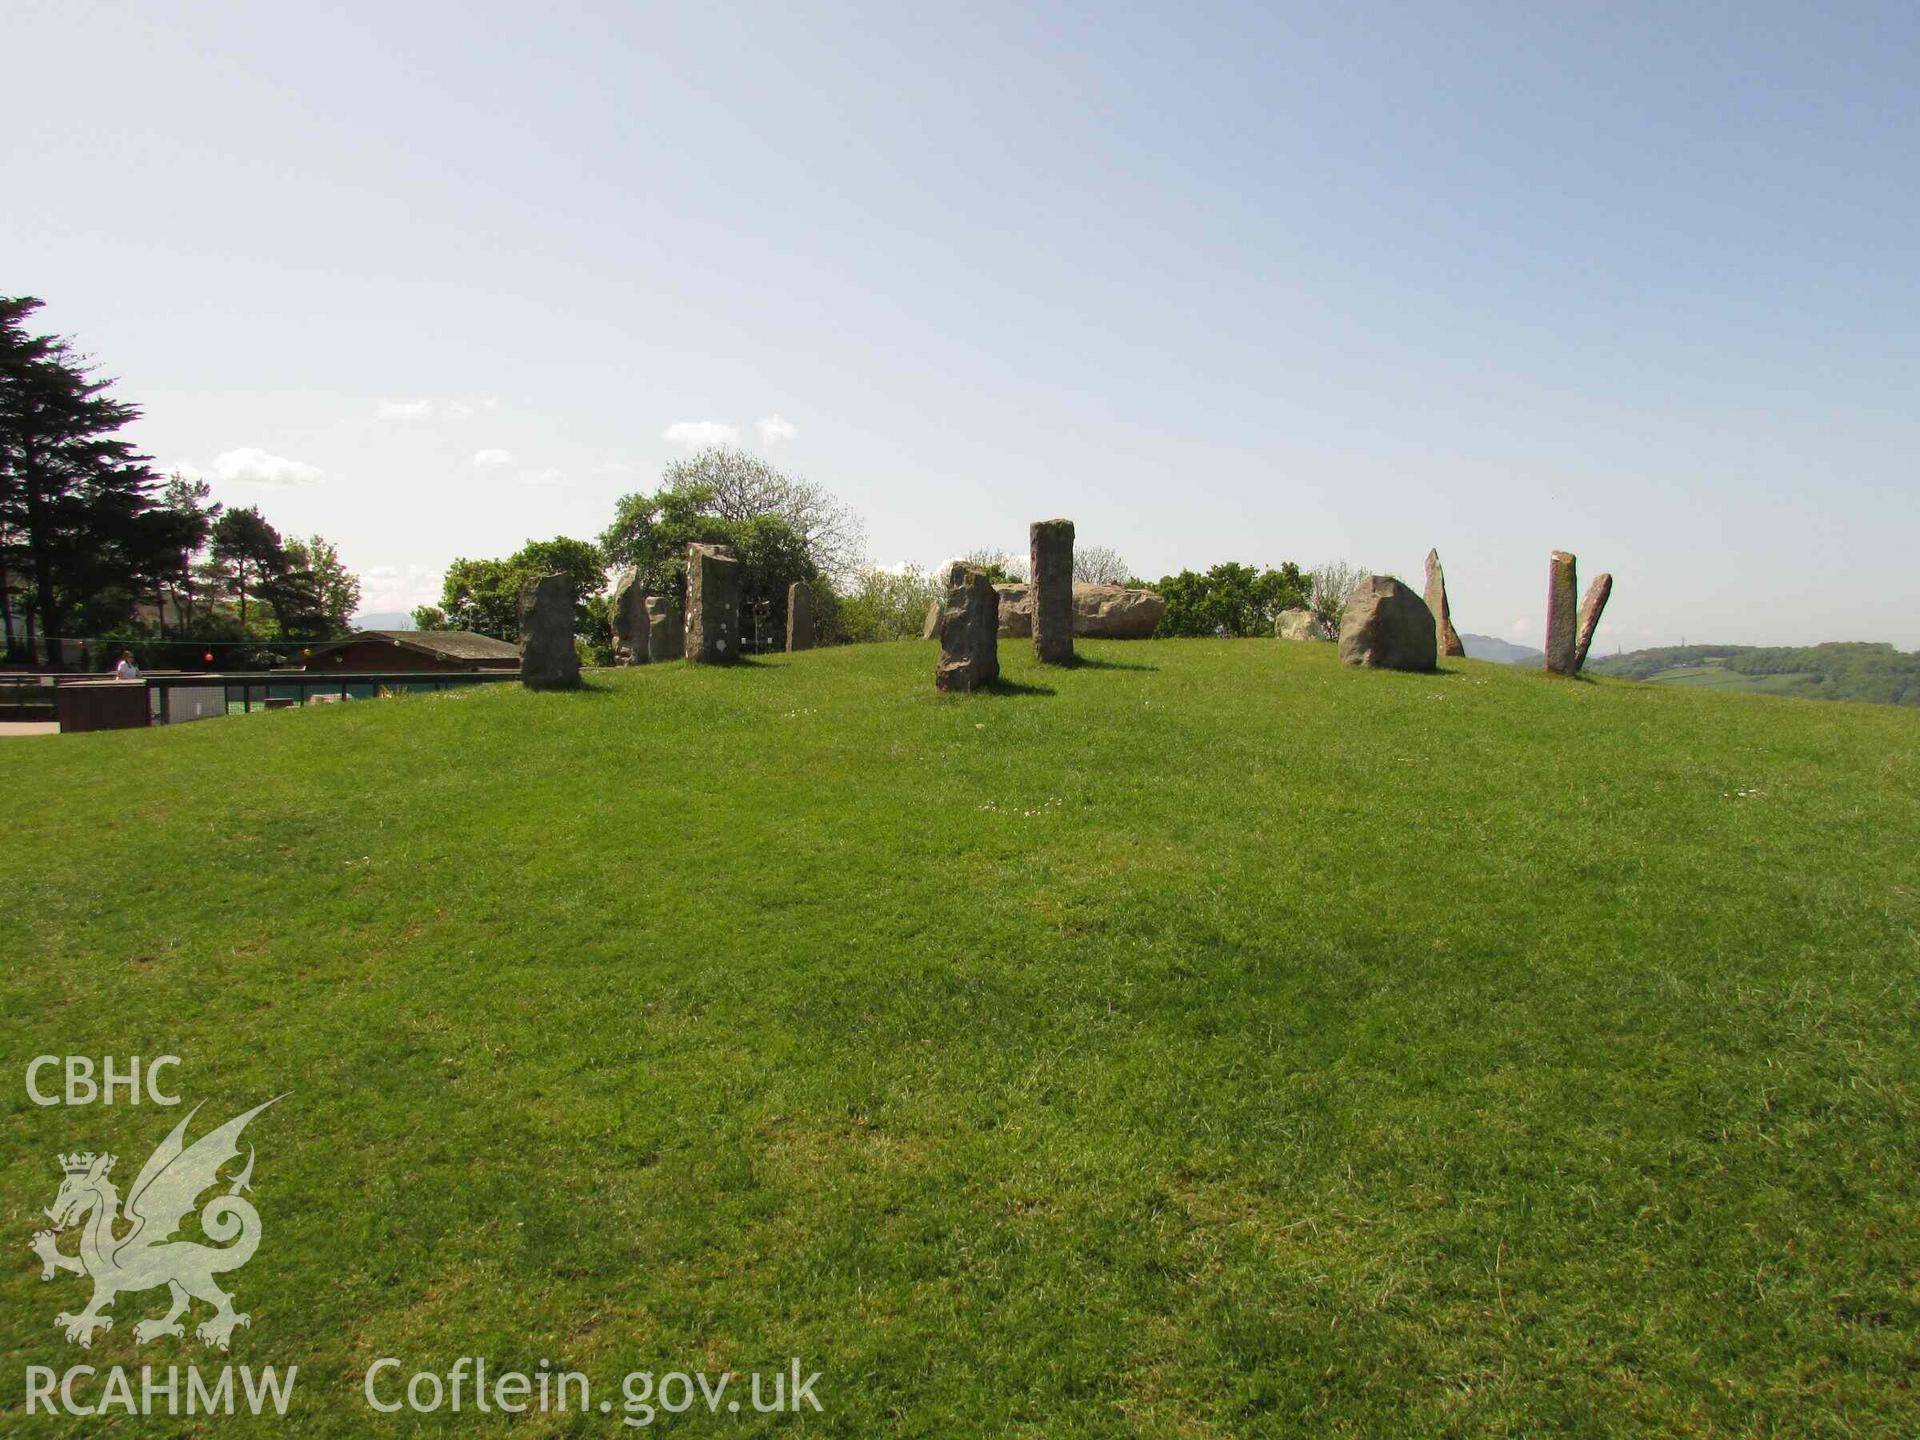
left=0, top=722, right=59, bottom=738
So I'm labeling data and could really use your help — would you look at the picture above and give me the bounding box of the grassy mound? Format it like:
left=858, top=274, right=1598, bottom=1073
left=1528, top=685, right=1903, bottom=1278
left=3, top=640, right=1916, bottom=1435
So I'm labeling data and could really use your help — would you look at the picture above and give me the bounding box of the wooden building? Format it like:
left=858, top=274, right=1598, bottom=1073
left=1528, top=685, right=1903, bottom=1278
left=302, top=630, right=520, bottom=673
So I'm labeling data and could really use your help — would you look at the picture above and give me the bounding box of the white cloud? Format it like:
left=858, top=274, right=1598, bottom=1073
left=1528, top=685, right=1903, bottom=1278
left=472, top=448, right=514, bottom=467
left=163, top=460, right=205, bottom=481
left=213, top=447, right=324, bottom=487
left=663, top=420, right=741, bottom=448
left=519, top=467, right=565, bottom=487
left=755, top=414, right=798, bottom=447
left=376, top=397, right=484, bottom=421
left=355, top=563, right=444, bottom=614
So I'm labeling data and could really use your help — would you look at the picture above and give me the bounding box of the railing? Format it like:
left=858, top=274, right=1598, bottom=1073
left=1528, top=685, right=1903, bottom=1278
left=142, top=670, right=521, bottom=724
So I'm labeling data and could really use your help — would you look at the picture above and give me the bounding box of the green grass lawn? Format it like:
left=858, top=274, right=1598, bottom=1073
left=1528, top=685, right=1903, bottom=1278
left=3, top=639, right=1917, bottom=1436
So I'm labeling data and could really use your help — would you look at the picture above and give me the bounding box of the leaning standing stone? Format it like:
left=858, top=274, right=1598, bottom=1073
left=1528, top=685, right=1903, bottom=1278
left=786, top=580, right=815, bottom=652
left=645, top=594, right=684, bottom=661
left=1424, top=549, right=1466, bottom=658
left=935, top=562, right=1000, bottom=693
left=519, top=572, right=581, bottom=689
left=1574, top=573, right=1612, bottom=672
left=1545, top=551, right=1578, bottom=674
left=1337, top=575, right=1437, bottom=671
left=609, top=570, right=649, bottom=665
left=1030, top=518, right=1075, bottom=664
left=684, top=543, right=741, bottom=664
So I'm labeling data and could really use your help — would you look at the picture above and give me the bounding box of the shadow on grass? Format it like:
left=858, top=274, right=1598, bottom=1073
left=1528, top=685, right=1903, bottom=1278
left=982, top=677, right=1057, bottom=698
left=1061, top=654, right=1159, bottom=672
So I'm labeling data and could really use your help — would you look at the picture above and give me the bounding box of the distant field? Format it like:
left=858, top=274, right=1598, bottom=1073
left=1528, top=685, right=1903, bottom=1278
left=1643, top=665, right=1817, bottom=694
left=3, top=640, right=1917, bottom=1436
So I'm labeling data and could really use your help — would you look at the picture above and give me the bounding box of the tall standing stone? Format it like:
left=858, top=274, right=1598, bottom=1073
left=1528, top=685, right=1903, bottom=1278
left=1030, top=518, right=1075, bottom=665
left=1423, top=549, right=1466, bottom=658
left=1337, top=575, right=1437, bottom=671
left=1573, top=574, right=1612, bottom=672
left=934, top=562, right=1000, bottom=693
left=684, top=543, right=741, bottom=664
left=519, top=573, right=581, bottom=689
left=786, top=581, right=815, bottom=652
left=644, top=594, right=684, bottom=662
left=1545, top=551, right=1578, bottom=675
left=609, top=570, right=649, bottom=665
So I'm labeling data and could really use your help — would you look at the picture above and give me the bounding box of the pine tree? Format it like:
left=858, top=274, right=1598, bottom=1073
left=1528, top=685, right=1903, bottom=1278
left=0, top=296, right=161, bottom=665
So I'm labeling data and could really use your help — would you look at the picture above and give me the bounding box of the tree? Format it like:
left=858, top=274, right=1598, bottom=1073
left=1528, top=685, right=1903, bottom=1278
left=961, top=547, right=1026, bottom=584
left=1152, top=562, right=1311, bottom=638
left=275, top=536, right=360, bottom=639
left=139, top=473, right=221, bottom=635
left=601, top=471, right=820, bottom=651
left=649, top=446, right=864, bottom=580
left=833, top=565, right=942, bottom=644
left=434, top=537, right=610, bottom=652
left=1308, top=561, right=1367, bottom=640
left=201, top=506, right=287, bottom=634
left=410, top=604, right=451, bottom=631
left=0, top=296, right=163, bottom=665
left=1073, top=545, right=1131, bottom=584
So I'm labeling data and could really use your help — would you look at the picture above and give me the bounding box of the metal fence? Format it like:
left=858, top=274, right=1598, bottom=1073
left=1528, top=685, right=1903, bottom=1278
left=144, top=670, right=521, bottom=723
left=0, top=670, right=522, bottom=730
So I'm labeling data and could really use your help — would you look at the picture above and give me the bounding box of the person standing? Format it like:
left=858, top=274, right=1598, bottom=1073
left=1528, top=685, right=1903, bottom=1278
left=113, top=651, right=140, bottom=681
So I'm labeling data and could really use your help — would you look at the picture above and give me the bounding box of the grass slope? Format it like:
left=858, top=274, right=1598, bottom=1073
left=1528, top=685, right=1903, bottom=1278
left=3, top=640, right=1917, bottom=1436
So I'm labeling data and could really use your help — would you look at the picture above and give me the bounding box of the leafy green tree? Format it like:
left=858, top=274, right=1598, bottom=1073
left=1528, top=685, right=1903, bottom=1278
left=0, top=295, right=163, bottom=664
left=435, top=536, right=610, bottom=654
left=1153, top=562, right=1310, bottom=637
left=409, top=604, right=450, bottom=631
left=833, top=565, right=942, bottom=643
left=201, top=505, right=287, bottom=634
left=601, top=478, right=818, bottom=651
left=278, top=536, right=360, bottom=638
left=656, top=446, right=864, bottom=580
left=961, top=547, right=1026, bottom=584
left=138, top=473, right=221, bottom=636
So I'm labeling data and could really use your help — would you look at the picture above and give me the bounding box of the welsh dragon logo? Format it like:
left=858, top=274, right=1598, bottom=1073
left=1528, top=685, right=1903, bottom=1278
left=29, top=1097, right=283, bottom=1349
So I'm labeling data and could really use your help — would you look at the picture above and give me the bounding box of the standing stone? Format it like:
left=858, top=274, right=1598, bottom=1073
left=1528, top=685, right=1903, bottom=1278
left=1573, top=573, right=1612, bottom=672
left=644, top=594, right=684, bottom=661
left=786, top=581, right=815, bottom=652
left=518, top=573, right=581, bottom=689
left=1274, top=607, right=1322, bottom=642
left=1337, top=576, right=1437, bottom=671
left=609, top=570, right=649, bottom=664
left=1545, top=551, right=1578, bottom=675
left=1030, top=518, right=1075, bottom=664
left=1423, top=549, right=1466, bottom=658
left=994, top=583, right=1033, bottom=638
left=934, top=562, right=1000, bottom=693
left=684, top=543, right=741, bottom=664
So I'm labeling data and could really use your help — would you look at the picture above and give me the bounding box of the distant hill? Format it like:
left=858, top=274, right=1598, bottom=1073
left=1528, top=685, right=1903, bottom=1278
left=1459, top=633, right=1544, bottom=666
left=1588, top=643, right=1919, bottom=707
left=351, top=611, right=416, bottom=632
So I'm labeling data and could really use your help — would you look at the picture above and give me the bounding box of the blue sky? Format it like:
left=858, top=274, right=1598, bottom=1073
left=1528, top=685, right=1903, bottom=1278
left=7, top=1, right=1916, bottom=648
